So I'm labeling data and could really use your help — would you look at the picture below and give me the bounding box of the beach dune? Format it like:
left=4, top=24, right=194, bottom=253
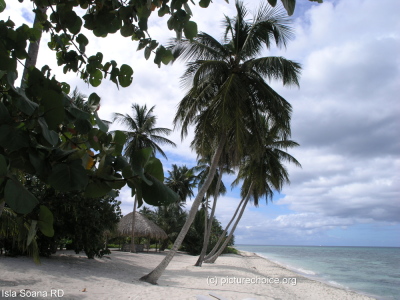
left=0, top=250, right=375, bottom=300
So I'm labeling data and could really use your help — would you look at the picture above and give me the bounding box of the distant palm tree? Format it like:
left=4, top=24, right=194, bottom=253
left=165, top=164, right=197, bottom=203
left=113, top=103, right=176, bottom=252
left=140, top=1, right=300, bottom=284
left=113, top=104, right=176, bottom=161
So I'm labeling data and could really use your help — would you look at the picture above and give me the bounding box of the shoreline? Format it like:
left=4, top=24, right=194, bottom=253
left=239, top=250, right=380, bottom=300
left=0, top=250, right=376, bottom=299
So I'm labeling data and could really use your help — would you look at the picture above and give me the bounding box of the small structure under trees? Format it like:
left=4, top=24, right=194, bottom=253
left=118, top=212, right=167, bottom=252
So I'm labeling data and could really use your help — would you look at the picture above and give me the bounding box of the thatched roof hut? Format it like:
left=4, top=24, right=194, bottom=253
left=118, top=212, right=167, bottom=240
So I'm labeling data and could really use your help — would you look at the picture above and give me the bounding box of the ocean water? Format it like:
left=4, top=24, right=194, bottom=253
left=235, top=245, right=400, bottom=300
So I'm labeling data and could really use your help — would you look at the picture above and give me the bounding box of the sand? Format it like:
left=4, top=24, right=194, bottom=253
left=0, top=250, right=376, bottom=300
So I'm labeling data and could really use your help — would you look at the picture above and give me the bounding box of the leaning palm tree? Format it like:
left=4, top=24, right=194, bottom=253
left=193, top=156, right=233, bottom=266
left=206, top=116, right=301, bottom=263
left=113, top=104, right=176, bottom=252
left=140, top=1, right=300, bottom=284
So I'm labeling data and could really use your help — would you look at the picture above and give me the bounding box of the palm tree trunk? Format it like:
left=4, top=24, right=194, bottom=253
left=205, top=183, right=253, bottom=263
left=195, top=168, right=223, bottom=266
left=21, top=6, right=47, bottom=85
left=130, top=196, right=137, bottom=253
left=139, top=135, right=227, bottom=284
left=204, top=197, right=245, bottom=261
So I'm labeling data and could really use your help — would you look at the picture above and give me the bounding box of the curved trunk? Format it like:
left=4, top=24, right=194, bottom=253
left=140, top=135, right=227, bottom=284
left=205, top=182, right=253, bottom=263
left=195, top=168, right=223, bottom=266
left=21, top=6, right=47, bottom=85
left=204, top=197, right=245, bottom=261
left=130, top=196, right=137, bottom=253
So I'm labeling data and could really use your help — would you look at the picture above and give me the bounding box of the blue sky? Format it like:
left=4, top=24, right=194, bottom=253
left=5, top=0, right=400, bottom=247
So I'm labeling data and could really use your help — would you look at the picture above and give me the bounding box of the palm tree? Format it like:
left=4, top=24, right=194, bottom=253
left=140, top=1, right=300, bottom=284
left=113, top=104, right=176, bottom=252
left=193, top=156, right=233, bottom=266
left=165, top=164, right=197, bottom=203
left=113, top=104, right=176, bottom=161
left=206, top=116, right=301, bottom=263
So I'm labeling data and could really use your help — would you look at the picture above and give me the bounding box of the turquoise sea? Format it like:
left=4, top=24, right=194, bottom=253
left=235, top=245, right=400, bottom=300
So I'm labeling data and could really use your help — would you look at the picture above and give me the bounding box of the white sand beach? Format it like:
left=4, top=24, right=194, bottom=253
left=0, top=250, right=376, bottom=300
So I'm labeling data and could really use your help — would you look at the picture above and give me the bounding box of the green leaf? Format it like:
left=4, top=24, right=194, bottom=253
left=41, top=90, right=65, bottom=130
left=0, top=0, right=6, bottom=13
left=130, top=148, right=152, bottom=184
left=114, top=155, right=129, bottom=171
left=144, top=157, right=164, bottom=182
left=199, top=0, right=211, bottom=8
left=141, top=175, right=178, bottom=206
left=183, top=21, right=197, bottom=41
left=61, top=82, right=70, bottom=94
left=281, top=0, right=296, bottom=16
left=84, top=180, right=112, bottom=198
left=94, top=111, right=109, bottom=132
left=74, top=118, right=92, bottom=134
left=112, top=130, right=126, bottom=156
left=48, top=160, right=89, bottom=192
left=120, top=24, right=135, bottom=37
left=0, top=101, right=12, bottom=124
left=0, top=154, right=7, bottom=177
left=68, top=15, right=83, bottom=35
left=144, top=46, right=151, bottom=60
left=118, top=64, right=133, bottom=87
left=15, top=94, right=39, bottom=116
left=27, top=220, right=37, bottom=246
left=88, top=93, right=100, bottom=111
left=76, top=34, right=89, bottom=53
left=0, top=124, right=30, bottom=151
left=154, top=46, right=174, bottom=67
left=267, top=0, right=278, bottom=6
left=89, top=69, right=103, bottom=87
left=106, top=174, right=126, bottom=189
left=37, top=205, right=54, bottom=237
left=38, top=117, right=59, bottom=146
left=5, top=177, right=39, bottom=214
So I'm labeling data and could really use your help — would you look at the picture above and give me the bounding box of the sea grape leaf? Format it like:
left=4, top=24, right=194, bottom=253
left=144, top=157, right=164, bottom=182
left=4, top=177, right=39, bottom=214
left=281, top=0, right=296, bottom=15
left=0, top=0, right=6, bottom=13
left=118, top=64, right=133, bottom=88
left=41, top=90, right=65, bottom=130
left=0, top=101, right=11, bottom=124
left=38, top=117, right=59, bottom=146
left=84, top=180, right=112, bottom=198
left=141, top=175, right=178, bottom=206
left=183, top=21, right=197, bottom=41
left=48, top=160, right=88, bottom=191
left=27, top=220, right=37, bottom=246
left=0, top=154, right=7, bottom=176
left=94, top=111, right=109, bottom=132
left=37, top=205, right=54, bottom=237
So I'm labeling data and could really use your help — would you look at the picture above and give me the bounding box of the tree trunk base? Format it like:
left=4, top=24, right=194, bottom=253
left=139, top=274, right=159, bottom=285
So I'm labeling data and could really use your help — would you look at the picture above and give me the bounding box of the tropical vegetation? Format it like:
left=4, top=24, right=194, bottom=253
left=140, top=0, right=301, bottom=284
left=0, top=0, right=313, bottom=284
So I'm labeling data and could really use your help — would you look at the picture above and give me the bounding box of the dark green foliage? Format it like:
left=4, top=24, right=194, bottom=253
left=24, top=177, right=122, bottom=259
left=181, top=207, right=232, bottom=255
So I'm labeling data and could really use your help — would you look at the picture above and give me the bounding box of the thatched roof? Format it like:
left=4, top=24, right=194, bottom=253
left=118, top=212, right=168, bottom=240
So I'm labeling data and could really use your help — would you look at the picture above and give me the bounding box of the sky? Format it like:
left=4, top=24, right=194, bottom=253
left=4, top=0, right=400, bottom=247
